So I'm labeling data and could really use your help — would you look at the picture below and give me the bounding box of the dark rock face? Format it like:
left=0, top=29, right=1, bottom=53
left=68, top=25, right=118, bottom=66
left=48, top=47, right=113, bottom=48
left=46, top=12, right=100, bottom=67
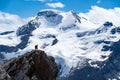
left=76, top=32, right=87, bottom=37
left=65, top=66, right=106, bottom=80
left=0, top=45, right=16, bottom=53
left=103, top=21, right=113, bottom=26
left=37, top=11, right=63, bottom=25
left=0, top=66, right=10, bottom=80
left=95, top=21, right=113, bottom=34
left=1, top=50, right=58, bottom=80
left=52, top=38, right=58, bottom=46
left=0, top=31, right=14, bottom=35
left=111, top=27, right=120, bottom=34
left=16, top=34, right=30, bottom=49
left=16, top=20, right=39, bottom=36
left=71, top=11, right=81, bottom=23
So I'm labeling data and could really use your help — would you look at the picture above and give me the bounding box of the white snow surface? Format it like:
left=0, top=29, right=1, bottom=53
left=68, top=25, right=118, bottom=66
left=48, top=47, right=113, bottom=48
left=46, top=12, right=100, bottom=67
left=0, top=31, right=21, bottom=46
left=1, top=9, right=120, bottom=76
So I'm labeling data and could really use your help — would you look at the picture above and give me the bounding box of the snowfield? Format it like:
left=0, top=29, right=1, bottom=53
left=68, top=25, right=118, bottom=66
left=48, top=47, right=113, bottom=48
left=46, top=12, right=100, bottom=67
left=0, top=9, right=120, bottom=78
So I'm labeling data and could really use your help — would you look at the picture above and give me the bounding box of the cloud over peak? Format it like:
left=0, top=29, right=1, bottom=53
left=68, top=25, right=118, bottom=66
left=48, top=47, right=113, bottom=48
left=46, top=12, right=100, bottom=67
left=0, top=11, right=34, bottom=32
left=46, top=2, right=65, bottom=8
left=97, top=0, right=102, bottom=4
left=79, top=6, right=120, bottom=26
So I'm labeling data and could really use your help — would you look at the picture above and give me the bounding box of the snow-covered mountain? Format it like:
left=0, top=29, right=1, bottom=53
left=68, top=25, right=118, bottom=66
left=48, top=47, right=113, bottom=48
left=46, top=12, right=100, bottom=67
left=0, top=9, right=120, bottom=80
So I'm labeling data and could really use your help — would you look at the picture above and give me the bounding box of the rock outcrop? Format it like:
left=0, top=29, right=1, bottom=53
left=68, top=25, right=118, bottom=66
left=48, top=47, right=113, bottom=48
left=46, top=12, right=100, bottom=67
left=0, top=65, right=10, bottom=80
left=0, top=50, right=58, bottom=80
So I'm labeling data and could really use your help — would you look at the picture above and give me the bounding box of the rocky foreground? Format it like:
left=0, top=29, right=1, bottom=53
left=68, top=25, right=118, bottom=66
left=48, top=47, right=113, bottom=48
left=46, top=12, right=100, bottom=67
left=0, top=50, right=58, bottom=80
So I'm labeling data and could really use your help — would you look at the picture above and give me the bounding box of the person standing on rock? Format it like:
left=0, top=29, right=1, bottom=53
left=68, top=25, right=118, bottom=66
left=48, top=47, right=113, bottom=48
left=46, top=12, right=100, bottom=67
left=35, top=45, right=38, bottom=50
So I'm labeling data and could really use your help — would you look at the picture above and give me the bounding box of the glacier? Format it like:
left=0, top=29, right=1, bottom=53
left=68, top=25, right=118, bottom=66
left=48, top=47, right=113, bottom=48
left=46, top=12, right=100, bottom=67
left=0, top=9, right=120, bottom=80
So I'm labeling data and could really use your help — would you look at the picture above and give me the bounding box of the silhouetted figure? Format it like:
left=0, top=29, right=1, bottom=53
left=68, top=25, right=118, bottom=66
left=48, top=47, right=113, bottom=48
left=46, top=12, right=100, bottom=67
left=35, top=45, right=38, bottom=50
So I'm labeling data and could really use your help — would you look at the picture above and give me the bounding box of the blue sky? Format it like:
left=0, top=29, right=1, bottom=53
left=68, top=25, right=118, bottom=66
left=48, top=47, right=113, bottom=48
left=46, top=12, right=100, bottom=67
left=0, top=0, right=120, bottom=18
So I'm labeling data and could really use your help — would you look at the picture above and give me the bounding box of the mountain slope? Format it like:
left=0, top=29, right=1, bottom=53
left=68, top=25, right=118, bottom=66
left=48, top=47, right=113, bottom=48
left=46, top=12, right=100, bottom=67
left=0, top=9, right=120, bottom=80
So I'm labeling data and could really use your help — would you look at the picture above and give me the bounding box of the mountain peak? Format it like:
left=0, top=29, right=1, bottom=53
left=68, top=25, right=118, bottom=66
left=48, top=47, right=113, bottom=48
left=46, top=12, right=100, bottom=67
left=95, top=21, right=114, bottom=34
left=37, top=9, right=63, bottom=17
left=39, top=9, right=64, bottom=13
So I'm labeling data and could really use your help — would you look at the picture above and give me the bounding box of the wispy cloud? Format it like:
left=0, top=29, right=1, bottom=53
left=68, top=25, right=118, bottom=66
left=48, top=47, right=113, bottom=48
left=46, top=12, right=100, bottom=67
left=38, top=0, right=55, bottom=2
left=79, top=6, right=120, bottom=26
left=24, top=0, right=46, bottom=2
left=46, top=2, right=65, bottom=8
left=24, top=0, right=54, bottom=2
left=0, top=11, right=34, bottom=32
left=38, top=0, right=46, bottom=2
left=97, top=0, right=102, bottom=4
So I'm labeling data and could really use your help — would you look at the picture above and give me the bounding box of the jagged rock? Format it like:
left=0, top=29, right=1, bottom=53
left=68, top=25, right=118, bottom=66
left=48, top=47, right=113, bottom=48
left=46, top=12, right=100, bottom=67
left=2, top=50, right=58, bottom=80
left=0, top=65, right=11, bottom=80
left=103, top=21, right=113, bottom=26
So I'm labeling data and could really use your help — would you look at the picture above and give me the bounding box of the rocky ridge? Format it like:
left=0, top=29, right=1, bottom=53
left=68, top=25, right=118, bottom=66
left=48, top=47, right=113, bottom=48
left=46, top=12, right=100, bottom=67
left=0, top=50, right=58, bottom=80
